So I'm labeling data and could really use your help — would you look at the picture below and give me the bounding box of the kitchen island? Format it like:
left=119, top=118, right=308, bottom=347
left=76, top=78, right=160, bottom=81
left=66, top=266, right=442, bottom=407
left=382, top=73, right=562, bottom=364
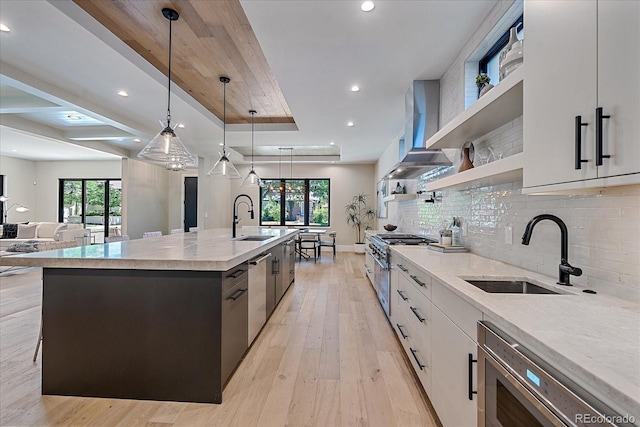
left=0, top=228, right=298, bottom=404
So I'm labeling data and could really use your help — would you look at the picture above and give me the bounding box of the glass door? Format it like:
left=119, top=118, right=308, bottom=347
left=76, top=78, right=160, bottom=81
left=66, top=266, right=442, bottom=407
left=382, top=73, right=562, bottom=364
left=108, top=181, right=122, bottom=238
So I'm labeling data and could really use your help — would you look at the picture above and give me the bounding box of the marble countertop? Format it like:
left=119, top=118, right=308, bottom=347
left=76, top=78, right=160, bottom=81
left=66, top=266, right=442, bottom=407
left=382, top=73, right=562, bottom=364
left=390, top=246, right=640, bottom=420
left=0, top=228, right=299, bottom=271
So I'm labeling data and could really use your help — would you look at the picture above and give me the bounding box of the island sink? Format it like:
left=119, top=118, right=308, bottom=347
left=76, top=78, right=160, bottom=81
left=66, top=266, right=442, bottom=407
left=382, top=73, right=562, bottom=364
left=464, top=279, right=560, bottom=294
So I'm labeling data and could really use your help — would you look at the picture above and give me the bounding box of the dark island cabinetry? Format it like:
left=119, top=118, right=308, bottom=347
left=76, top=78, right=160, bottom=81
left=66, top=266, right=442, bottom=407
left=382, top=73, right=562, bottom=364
left=42, top=264, right=249, bottom=404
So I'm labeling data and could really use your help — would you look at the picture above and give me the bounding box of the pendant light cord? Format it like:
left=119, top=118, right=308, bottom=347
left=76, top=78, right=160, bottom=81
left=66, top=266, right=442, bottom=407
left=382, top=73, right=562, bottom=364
left=222, top=80, right=227, bottom=154
left=166, top=17, right=173, bottom=126
left=250, top=111, right=255, bottom=168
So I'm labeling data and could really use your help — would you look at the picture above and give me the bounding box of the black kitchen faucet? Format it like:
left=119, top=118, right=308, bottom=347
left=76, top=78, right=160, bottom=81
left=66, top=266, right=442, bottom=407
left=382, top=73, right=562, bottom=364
left=521, top=214, right=583, bottom=286
left=233, top=194, right=254, bottom=238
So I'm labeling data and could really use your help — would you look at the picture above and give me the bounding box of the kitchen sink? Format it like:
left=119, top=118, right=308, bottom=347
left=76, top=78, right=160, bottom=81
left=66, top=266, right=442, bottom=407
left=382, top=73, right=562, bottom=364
left=233, top=235, right=274, bottom=241
left=464, top=280, right=561, bottom=294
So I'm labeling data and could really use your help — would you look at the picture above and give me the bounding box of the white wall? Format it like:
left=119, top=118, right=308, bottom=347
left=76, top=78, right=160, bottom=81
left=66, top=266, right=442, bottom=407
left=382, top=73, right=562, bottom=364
left=0, top=156, right=37, bottom=223
left=122, top=158, right=170, bottom=239
left=230, top=163, right=375, bottom=247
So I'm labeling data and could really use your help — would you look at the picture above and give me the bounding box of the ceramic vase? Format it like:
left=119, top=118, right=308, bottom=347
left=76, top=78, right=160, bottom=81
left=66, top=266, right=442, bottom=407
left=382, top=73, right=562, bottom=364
left=459, top=147, right=474, bottom=172
left=479, top=83, right=494, bottom=97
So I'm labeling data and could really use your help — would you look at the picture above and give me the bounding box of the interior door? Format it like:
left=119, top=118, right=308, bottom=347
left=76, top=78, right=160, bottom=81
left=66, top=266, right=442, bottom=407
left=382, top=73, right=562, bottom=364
left=184, top=177, right=198, bottom=232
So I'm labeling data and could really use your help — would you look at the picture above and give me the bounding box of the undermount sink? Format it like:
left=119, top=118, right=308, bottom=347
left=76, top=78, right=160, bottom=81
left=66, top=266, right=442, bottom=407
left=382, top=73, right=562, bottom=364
left=233, top=235, right=274, bottom=241
left=464, top=280, right=561, bottom=295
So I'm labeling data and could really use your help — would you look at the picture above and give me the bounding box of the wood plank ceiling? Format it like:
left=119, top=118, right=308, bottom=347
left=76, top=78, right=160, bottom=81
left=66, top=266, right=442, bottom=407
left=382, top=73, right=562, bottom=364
left=73, top=0, right=294, bottom=125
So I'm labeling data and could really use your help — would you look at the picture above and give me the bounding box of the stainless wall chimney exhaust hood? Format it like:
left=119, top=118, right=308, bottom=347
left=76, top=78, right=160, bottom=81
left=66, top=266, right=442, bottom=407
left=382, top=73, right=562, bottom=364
left=387, top=80, right=452, bottom=179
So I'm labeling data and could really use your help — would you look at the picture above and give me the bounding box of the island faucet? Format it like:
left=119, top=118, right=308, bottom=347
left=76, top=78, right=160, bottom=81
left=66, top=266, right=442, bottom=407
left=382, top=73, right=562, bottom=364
left=233, top=194, right=255, bottom=238
left=521, top=214, right=582, bottom=286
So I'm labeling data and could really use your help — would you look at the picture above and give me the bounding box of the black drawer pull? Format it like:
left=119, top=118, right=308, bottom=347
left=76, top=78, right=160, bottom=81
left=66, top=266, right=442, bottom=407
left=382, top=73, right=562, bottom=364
left=396, top=324, right=408, bottom=339
left=228, top=269, right=246, bottom=279
left=574, top=115, right=589, bottom=169
left=397, top=289, right=408, bottom=301
left=410, top=348, right=425, bottom=370
left=410, top=306, right=425, bottom=323
left=397, top=264, right=409, bottom=272
left=228, top=288, right=247, bottom=301
left=410, top=275, right=425, bottom=287
left=469, top=353, right=478, bottom=400
left=595, top=107, right=611, bottom=166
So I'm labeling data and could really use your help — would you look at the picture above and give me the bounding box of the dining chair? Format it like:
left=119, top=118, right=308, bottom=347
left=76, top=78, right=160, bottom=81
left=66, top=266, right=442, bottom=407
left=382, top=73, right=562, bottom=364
left=188, top=227, right=199, bottom=232
left=170, top=228, right=184, bottom=234
left=317, top=231, right=337, bottom=261
left=105, top=235, right=130, bottom=243
left=297, top=232, right=319, bottom=263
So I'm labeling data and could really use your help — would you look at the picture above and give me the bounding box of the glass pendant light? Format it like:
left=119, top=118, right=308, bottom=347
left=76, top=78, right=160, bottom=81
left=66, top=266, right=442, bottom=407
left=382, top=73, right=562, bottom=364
left=241, top=109, right=261, bottom=187
left=207, top=76, right=241, bottom=179
left=138, top=8, right=196, bottom=171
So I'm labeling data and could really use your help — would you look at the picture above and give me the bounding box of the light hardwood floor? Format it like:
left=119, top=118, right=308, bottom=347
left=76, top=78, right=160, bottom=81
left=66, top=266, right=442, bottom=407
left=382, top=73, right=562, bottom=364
left=0, top=254, right=439, bottom=426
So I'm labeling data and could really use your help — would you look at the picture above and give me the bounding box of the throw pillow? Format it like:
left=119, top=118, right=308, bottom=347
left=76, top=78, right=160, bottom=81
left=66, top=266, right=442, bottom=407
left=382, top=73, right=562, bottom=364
left=17, top=223, right=38, bottom=239
left=6, top=240, right=40, bottom=252
left=1, top=223, right=18, bottom=239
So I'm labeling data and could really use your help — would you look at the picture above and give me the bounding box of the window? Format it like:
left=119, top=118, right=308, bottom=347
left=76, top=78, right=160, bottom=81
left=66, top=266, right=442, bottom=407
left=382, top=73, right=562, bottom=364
left=479, top=15, right=524, bottom=88
left=0, top=174, right=4, bottom=224
left=58, top=179, right=122, bottom=238
left=260, top=179, right=330, bottom=227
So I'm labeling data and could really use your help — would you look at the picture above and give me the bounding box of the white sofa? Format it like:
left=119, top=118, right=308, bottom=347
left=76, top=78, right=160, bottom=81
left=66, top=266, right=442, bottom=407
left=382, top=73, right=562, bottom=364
left=0, top=222, right=91, bottom=250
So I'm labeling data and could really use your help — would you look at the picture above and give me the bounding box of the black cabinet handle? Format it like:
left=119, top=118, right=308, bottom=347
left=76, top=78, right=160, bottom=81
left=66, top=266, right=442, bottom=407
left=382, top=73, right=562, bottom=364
left=397, top=264, right=409, bottom=272
left=596, top=107, right=611, bottom=166
left=574, top=116, right=589, bottom=169
left=410, top=275, right=425, bottom=287
left=397, top=289, right=408, bottom=301
left=396, top=324, right=408, bottom=339
left=273, top=259, right=280, bottom=275
left=228, top=288, right=247, bottom=301
left=469, top=353, right=478, bottom=400
left=410, top=306, right=425, bottom=323
left=228, top=269, right=246, bottom=279
left=410, top=348, right=425, bottom=370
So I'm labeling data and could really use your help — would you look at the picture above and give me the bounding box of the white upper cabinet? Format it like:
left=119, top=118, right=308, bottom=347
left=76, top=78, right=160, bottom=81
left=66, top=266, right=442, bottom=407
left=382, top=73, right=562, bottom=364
left=523, top=0, right=639, bottom=192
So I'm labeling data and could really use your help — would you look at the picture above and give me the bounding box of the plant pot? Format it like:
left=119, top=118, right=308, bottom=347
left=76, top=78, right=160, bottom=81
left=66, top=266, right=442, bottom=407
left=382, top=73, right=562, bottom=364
left=479, top=83, right=494, bottom=97
left=354, top=243, right=366, bottom=254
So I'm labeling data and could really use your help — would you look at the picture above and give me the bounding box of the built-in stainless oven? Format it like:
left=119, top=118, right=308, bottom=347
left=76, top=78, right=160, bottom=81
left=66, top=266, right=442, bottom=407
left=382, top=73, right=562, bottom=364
left=478, top=321, right=631, bottom=427
left=372, top=253, right=389, bottom=317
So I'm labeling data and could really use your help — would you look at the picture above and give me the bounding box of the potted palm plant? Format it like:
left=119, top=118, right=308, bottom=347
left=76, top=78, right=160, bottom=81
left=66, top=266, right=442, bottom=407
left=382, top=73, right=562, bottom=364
left=345, top=193, right=375, bottom=253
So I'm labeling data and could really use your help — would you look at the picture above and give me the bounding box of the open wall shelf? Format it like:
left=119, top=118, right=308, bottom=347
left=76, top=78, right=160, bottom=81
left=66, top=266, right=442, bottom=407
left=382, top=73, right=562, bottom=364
left=424, top=152, right=524, bottom=191
left=426, top=65, right=524, bottom=150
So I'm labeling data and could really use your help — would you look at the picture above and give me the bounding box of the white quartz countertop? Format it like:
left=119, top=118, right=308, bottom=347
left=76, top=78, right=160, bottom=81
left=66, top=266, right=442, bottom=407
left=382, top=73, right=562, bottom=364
left=0, top=228, right=299, bottom=271
left=390, top=246, right=640, bottom=420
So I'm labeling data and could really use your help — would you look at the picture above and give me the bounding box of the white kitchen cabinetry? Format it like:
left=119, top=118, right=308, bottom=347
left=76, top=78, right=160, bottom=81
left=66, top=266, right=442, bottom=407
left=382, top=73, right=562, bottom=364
left=389, top=253, right=483, bottom=425
left=523, top=0, right=640, bottom=193
left=430, top=283, right=482, bottom=427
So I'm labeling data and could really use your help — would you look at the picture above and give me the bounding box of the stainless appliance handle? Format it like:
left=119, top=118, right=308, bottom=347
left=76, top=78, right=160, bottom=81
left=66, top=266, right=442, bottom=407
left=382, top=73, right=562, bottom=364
left=372, top=255, right=389, bottom=270
left=249, top=253, right=272, bottom=265
left=478, top=346, right=566, bottom=426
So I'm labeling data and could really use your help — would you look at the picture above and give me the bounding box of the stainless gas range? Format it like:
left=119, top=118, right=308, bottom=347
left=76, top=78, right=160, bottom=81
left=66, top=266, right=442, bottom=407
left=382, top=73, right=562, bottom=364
left=367, top=233, right=438, bottom=318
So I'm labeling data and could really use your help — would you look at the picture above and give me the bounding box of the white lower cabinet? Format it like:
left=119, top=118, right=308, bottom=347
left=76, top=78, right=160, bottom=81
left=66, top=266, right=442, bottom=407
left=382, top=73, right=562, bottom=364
left=389, top=252, right=482, bottom=426
left=431, top=305, right=478, bottom=427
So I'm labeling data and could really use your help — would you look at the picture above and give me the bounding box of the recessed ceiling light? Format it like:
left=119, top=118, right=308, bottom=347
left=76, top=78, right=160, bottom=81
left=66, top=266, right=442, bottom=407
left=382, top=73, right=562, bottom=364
left=347, top=121, right=355, bottom=127
left=178, top=123, right=185, bottom=128
left=331, top=161, right=336, bottom=164
left=330, top=141, right=335, bottom=145
left=133, top=138, right=141, bottom=142
left=0, top=24, right=10, bottom=32
left=118, top=90, right=128, bottom=97
left=361, top=1, right=375, bottom=12
left=219, top=142, right=224, bottom=146
left=11, top=149, right=17, bottom=152
left=67, top=115, right=82, bottom=120
left=351, top=85, right=360, bottom=92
